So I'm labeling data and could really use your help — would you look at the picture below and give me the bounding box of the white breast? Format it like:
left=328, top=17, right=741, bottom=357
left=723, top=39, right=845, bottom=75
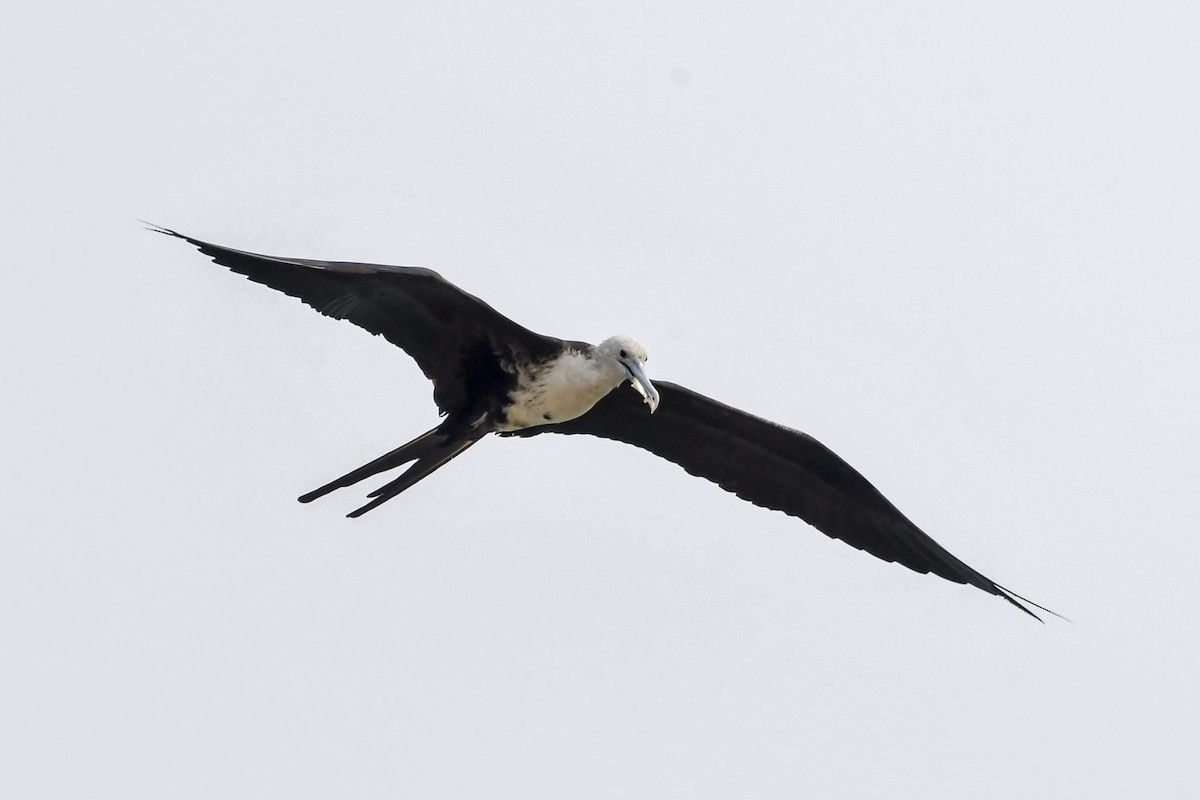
left=500, top=351, right=624, bottom=431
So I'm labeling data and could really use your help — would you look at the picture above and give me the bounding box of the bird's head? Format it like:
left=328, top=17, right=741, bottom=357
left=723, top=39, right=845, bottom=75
left=598, top=335, right=659, bottom=413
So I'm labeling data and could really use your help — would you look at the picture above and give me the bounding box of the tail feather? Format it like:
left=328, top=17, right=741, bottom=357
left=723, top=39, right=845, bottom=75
left=298, top=426, right=473, bottom=508
left=347, top=437, right=480, bottom=518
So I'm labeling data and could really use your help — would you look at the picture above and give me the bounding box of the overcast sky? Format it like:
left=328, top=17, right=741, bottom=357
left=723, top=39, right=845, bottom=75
left=3, top=1, right=1199, bottom=798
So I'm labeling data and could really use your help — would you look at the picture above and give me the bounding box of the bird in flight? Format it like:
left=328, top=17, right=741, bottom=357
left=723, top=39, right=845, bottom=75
left=153, top=225, right=1055, bottom=620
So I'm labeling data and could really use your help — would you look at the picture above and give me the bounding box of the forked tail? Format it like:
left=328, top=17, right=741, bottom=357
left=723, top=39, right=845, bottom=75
left=298, top=424, right=483, bottom=517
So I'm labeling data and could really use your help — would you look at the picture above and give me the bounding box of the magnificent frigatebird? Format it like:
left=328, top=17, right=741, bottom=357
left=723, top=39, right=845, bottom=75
left=153, top=225, right=1054, bottom=620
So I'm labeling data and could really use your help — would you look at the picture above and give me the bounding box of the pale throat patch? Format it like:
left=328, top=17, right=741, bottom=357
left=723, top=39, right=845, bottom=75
left=500, top=351, right=624, bottom=431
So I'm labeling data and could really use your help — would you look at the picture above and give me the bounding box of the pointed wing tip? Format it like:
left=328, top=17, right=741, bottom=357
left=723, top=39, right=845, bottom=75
left=143, top=222, right=205, bottom=251
left=141, top=220, right=180, bottom=237
left=997, top=585, right=1068, bottom=623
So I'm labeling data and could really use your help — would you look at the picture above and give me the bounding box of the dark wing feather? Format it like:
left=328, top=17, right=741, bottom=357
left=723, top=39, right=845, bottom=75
left=154, top=226, right=561, bottom=415
left=514, top=381, right=1049, bottom=620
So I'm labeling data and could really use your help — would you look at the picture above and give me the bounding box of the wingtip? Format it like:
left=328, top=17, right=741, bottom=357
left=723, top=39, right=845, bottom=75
left=140, top=219, right=178, bottom=237
left=998, top=585, right=1069, bottom=624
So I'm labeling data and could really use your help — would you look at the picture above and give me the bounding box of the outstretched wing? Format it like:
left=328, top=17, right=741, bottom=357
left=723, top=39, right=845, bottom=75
left=513, top=381, right=1049, bottom=620
left=154, top=226, right=561, bottom=415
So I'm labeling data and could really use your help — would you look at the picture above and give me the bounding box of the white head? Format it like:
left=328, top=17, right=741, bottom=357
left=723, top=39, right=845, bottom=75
left=597, top=335, right=659, bottom=413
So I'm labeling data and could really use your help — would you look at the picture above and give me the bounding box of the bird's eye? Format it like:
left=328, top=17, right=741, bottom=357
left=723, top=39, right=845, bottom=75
left=619, top=349, right=627, bottom=358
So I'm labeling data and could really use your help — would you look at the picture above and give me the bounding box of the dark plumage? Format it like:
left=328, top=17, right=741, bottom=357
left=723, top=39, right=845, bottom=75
left=153, top=225, right=1055, bottom=620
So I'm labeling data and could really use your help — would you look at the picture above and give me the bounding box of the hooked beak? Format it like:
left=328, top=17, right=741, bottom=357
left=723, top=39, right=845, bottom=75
left=623, top=360, right=660, bottom=413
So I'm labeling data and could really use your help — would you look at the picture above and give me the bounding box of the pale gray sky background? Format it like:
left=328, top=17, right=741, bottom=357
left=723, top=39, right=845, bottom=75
left=3, top=1, right=1198, bottom=797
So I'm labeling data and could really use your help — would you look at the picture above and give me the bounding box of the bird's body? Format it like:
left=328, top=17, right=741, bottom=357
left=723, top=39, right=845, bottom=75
left=498, top=344, right=632, bottom=431
left=154, top=225, right=1054, bottom=620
